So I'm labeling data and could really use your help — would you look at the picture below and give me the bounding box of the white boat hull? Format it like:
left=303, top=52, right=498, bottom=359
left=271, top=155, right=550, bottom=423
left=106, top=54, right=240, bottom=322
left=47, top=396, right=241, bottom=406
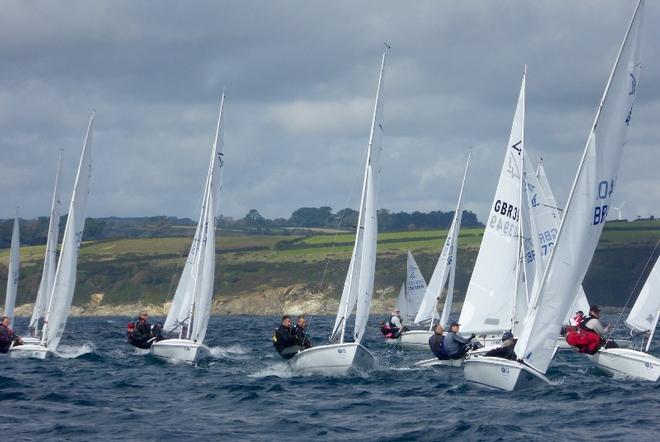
left=398, top=330, right=432, bottom=350
left=589, top=348, right=660, bottom=382
left=463, top=355, right=551, bottom=391
left=150, top=339, right=210, bottom=364
left=555, top=336, right=633, bottom=351
left=8, top=343, right=51, bottom=359
left=288, top=342, right=376, bottom=376
left=415, top=357, right=463, bottom=368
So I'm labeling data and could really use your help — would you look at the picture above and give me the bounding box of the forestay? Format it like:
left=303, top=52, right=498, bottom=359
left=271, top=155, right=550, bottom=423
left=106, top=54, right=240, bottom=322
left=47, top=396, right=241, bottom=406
left=30, top=153, right=63, bottom=333
left=515, top=0, right=644, bottom=374
left=4, top=214, right=20, bottom=328
left=414, top=152, right=471, bottom=327
left=626, top=255, right=660, bottom=334
left=459, top=71, right=525, bottom=334
left=42, top=112, right=95, bottom=350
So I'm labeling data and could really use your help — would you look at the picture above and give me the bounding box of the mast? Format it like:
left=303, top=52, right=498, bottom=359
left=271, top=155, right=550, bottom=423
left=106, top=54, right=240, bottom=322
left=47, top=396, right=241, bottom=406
left=339, top=47, right=388, bottom=344
left=31, top=150, right=63, bottom=336
left=511, top=65, right=526, bottom=333
left=4, top=209, right=20, bottom=328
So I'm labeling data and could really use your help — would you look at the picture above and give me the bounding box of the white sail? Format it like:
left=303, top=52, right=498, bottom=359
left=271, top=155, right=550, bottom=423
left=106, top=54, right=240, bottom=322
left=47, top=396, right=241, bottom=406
left=459, top=71, right=525, bottom=334
left=163, top=95, right=225, bottom=343
left=4, top=214, right=20, bottom=328
left=415, top=152, right=471, bottom=326
left=535, top=160, right=590, bottom=318
left=515, top=0, right=644, bottom=374
left=190, top=95, right=225, bottom=343
left=439, top=236, right=458, bottom=329
left=626, top=256, right=660, bottom=334
left=396, top=251, right=427, bottom=323
left=352, top=51, right=386, bottom=343
left=395, top=282, right=408, bottom=320
left=30, top=153, right=63, bottom=333
left=42, top=112, right=95, bottom=349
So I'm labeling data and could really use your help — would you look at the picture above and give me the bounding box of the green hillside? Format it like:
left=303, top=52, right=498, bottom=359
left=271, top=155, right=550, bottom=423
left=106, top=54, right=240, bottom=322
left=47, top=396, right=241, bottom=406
left=1, top=220, right=659, bottom=310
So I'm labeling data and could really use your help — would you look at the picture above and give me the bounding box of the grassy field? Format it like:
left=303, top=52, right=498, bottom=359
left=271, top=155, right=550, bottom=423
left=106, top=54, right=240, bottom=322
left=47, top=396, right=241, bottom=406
left=1, top=220, right=659, bottom=308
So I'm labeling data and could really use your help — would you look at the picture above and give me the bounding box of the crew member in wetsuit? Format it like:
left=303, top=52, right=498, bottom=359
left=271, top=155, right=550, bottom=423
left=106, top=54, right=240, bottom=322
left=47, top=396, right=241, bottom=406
left=484, top=331, right=517, bottom=361
left=273, top=315, right=301, bottom=359
left=443, top=322, right=475, bottom=359
left=0, top=316, right=22, bottom=353
left=127, top=310, right=163, bottom=349
left=428, top=324, right=449, bottom=360
left=292, top=315, right=312, bottom=349
left=388, top=309, right=408, bottom=338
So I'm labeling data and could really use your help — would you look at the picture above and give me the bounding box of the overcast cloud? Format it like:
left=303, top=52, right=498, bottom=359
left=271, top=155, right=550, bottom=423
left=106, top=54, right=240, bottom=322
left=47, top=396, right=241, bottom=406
left=1, top=0, right=658, bottom=223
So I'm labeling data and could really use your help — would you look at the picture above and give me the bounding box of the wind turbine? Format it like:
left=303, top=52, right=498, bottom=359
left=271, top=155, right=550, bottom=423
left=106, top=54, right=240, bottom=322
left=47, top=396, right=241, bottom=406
left=612, top=201, right=627, bottom=221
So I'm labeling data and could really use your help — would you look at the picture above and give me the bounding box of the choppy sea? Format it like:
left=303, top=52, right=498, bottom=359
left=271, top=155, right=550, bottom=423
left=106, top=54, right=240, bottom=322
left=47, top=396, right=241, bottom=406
left=1, top=314, right=658, bottom=441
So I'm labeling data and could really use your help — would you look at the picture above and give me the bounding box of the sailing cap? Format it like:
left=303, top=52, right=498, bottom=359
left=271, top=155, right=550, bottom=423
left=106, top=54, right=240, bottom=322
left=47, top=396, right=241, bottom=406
left=502, top=331, right=514, bottom=341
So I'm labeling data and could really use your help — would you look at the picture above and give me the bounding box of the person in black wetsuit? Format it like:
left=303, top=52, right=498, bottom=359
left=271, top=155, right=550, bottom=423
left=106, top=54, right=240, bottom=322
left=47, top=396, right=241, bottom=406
left=484, top=331, right=517, bottom=361
left=292, top=315, right=312, bottom=349
left=127, top=311, right=163, bottom=349
left=0, top=316, right=22, bottom=353
left=443, top=322, right=476, bottom=359
left=273, top=315, right=301, bottom=359
left=428, top=324, right=449, bottom=360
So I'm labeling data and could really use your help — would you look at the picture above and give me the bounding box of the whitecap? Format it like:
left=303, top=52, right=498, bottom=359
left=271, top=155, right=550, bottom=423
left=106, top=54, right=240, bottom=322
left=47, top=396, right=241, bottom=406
left=54, top=342, right=96, bottom=359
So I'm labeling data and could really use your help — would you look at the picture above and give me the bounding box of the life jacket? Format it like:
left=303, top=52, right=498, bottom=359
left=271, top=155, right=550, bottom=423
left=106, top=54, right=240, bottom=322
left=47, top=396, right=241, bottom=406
left=579, top=316, right=594, bottom=331
left=380, top=323, right=395, bottom=339
left=126, top=322, right=135, bottom=341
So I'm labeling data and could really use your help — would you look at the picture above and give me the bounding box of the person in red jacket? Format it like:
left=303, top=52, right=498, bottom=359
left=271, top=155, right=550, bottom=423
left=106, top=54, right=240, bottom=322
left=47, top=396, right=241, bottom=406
left=0, top=316, right=22, bottom=353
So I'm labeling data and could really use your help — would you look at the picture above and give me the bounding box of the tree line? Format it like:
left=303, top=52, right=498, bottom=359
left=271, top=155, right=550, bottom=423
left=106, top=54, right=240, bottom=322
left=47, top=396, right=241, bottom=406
left=0, top=207, right=482, bottom=248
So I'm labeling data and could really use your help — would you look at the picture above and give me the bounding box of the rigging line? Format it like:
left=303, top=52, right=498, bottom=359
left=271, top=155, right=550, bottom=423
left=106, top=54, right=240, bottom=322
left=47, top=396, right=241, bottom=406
left=605, top=238, right=660, bottom=341
left=305, top=150, right=365, bottom=343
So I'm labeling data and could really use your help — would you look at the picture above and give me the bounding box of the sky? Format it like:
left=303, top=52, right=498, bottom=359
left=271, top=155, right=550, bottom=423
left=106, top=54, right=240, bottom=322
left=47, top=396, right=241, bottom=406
left=0, top=0, right=658, bottom=223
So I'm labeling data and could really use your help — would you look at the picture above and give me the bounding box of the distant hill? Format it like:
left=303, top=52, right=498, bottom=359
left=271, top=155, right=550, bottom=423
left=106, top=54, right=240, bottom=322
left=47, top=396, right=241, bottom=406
left=1, top=219, right=659, bottom=314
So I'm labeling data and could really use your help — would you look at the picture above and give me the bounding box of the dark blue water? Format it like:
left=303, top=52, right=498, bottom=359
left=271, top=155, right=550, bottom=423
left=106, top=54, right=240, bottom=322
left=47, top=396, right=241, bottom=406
left=1, top=314, right=658, bottom=441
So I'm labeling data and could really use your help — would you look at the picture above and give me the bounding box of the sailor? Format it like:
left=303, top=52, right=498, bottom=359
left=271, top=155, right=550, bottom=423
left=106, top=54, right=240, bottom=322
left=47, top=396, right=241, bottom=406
left=0, top=316, right=22, bottom=353
left=127, top=310, right=162, bottom=349
left=570, top=310, right=585, bottom=327
left=292, top=315, right=312, bottom=349
left=566, top=305, right=612, bottom=354
left=484, top=331, right=517, bottom=361
left=273, top=315, right=301, bottom=359
left=388, top=309, right=408, bottom=338
left=442, top=322, right=475, bottom=359
left=428, top=324, right=449, bottom=360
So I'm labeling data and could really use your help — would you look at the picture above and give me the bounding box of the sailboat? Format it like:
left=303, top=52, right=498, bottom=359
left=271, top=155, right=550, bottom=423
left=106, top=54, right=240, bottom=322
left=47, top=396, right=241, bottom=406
left=398, top=152, right=471, bottom=352
left=23, top=152, right=63, bottom=346
left=384, top=251, right=427, bottom=346
left=151, top=94, right=225, bottom=364
left=10, top=112, right=95, bottom=359
left=3, top=212, right=20, bottom=329
left=458, top=69, right=527, bottom=349
left=588, top=254, right=659, bottom=381
left=464, top=0, right=644, bottom=391
left=288, top=49, right=387, bottom=376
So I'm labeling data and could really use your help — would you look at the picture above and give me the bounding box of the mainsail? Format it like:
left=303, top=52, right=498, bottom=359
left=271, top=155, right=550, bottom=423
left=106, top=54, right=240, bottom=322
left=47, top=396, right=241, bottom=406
left=331, top=49, right=386, bottom=344
left=459, top=70, right=525, bottom=335
left=396, top=252, right=427, bottom=323
left=515, top=0, right=644, bottom=374
left=414, top=152, right=471, bottom=327
left=30, top=153, right=63, bottom=333
left=42, top=112, right=95, bottom=349
left=163, top=94, right=225, bottom=343
left=4, top=213, right=20, bottom=328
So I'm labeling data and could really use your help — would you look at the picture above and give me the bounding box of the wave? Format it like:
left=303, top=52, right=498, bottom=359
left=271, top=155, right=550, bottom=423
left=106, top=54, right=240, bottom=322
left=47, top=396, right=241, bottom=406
left=54, top=343, right=96, bottom=359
